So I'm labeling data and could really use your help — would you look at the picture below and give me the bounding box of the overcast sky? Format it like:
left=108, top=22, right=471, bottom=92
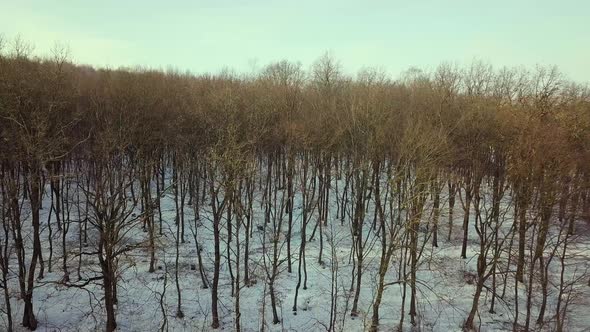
left=1, top=0, right=588, bottom=82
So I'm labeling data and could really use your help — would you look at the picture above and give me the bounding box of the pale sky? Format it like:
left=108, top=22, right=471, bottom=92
left=1, top=0, right=589, bottom=82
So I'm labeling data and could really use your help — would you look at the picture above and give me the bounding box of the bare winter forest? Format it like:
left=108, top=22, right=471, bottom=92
left=0, top=36, right=589, bottom=332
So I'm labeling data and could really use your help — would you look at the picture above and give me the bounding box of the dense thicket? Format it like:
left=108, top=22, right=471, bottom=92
left=0, top=37, right=589, bottom=332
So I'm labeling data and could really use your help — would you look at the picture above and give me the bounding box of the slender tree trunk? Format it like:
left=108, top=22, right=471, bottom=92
left=460, top=174, right=472, bottom=259
left=432, top=179, right=440, bottom=248
left=210, top=170, right=222, bottom=329
left=23, top=165, right=41, bottom=330
left=447, top=180, right=456, bottom=241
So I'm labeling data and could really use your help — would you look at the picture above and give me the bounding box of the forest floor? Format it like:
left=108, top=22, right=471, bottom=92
left=3, top=182, right=590, bottom=332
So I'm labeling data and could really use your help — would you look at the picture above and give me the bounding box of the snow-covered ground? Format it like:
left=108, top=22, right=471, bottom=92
left=2, top=173, right=589, bottom=332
